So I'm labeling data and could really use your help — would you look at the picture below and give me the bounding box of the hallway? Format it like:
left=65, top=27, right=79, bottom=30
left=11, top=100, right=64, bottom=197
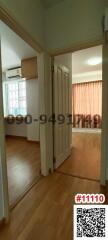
left=0, top=172, right=101, bottom=240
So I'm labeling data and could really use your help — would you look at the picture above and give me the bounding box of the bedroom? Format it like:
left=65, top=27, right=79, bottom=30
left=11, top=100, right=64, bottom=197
left=1, top=20, right=41, bottom=208
left=55, top=45, right=102, bottom=181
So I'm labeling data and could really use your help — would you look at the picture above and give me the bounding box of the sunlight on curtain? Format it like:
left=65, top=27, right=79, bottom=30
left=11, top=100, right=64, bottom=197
left=72, top=81, right=102, bottom=128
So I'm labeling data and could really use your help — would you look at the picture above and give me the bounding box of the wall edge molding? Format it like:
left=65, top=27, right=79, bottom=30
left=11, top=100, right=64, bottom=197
left=0, top=3, right=44, bottom=53
left=50, top=39, right=103, bottom=56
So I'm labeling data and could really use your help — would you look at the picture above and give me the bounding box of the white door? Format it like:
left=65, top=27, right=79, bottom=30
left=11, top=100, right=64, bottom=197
left=53, top=64, right=71, bottom=168
left=0, top=38, right=9, bottom=221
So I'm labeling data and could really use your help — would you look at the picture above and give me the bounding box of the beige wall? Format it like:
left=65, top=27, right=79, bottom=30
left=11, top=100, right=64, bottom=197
left=1, top=0, right=108, bottom=52
left=26, top=79, right=40, bottom=141
left=45, top=0, right=108, bottom=51
left=0, top=0, right=45, bottom=48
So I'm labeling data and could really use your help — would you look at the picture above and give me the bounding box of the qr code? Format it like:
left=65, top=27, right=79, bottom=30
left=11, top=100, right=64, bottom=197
left=74, top=205, right=108, bottom=240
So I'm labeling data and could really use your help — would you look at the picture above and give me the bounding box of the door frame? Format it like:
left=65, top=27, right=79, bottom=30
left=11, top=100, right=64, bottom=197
left=52, top=40, right=106, bottom=186
left=0, top=3, right=107, bottom=223
left=0, top=6, right=53, bottom=221
left=0, top=3, right=44, bottom=53
left=0, top=40, right=9, bottom=222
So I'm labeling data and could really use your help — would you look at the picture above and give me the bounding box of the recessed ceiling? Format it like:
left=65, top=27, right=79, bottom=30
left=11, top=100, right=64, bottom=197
left=0, top=21, right=37, bottom=71
left=72, top=45, right=102, bottom=75
left=41, top=0, right=64, bottom=9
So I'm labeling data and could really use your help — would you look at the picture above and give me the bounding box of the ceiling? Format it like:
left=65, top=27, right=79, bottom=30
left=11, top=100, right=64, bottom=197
left=72, top=45, right=102, bottom=75
left=0, top=21, right=37, bottom=71
left=41, top=0, right=64, bottom=8
left=55, top=45, right=102, bottom=83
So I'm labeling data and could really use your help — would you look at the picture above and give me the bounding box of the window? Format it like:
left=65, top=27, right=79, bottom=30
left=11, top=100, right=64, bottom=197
left=3, top=79, right=27, bottom=116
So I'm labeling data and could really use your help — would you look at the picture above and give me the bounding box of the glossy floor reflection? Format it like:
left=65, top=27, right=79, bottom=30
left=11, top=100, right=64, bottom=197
left=6, top=137, right=41, bottom=208
left=0, top=172, right=101, bottom=240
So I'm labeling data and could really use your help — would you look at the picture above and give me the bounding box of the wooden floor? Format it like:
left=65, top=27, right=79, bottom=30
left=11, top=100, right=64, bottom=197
left=0, top=133, right=103, bottom=239
left=58, top=132, right=101, bottom=181
left=0, top=172, right=102, bottom=240
left=6, top=137, right=41, bottom=208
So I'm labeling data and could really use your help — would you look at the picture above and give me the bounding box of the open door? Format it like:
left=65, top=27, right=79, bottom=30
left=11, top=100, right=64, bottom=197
left=101, top=39, right=108, bottom=185
left=0, top=38, right=9, bottom=221
left=53, top=63, right=71, bottom=168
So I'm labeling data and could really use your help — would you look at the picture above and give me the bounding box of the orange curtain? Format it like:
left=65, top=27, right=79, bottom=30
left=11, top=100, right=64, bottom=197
left=72, top=81, right=102, bottom=128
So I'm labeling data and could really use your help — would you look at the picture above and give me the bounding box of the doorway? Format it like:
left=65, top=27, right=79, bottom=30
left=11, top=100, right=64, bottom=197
left=1, top=20, right=41, bottom=208
left=53, top=45, right=102, bottom=182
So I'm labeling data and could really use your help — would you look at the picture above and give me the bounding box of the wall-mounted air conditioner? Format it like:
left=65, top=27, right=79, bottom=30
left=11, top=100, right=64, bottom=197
left=6, top=67, right=22, bottom=79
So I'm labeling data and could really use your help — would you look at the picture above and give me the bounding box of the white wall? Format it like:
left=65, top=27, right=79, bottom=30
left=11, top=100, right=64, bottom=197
left=72, top=71, right=102, bottom=84
left=5, top=120, right=27, bottom=137
left=1, top=0, right=108, bottom=52
left=55, top=53, right=102, bottom=84
left=26, top=79, right=40, bottom=141
left=45, top=0, right=108, bottom=51
left=0, top=0, right=45, bottom=48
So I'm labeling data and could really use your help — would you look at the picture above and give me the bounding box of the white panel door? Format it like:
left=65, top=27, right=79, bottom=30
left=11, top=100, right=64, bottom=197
left=0, top=37, right=9, bottom=221
left=53, top=64, right=71, bottom=168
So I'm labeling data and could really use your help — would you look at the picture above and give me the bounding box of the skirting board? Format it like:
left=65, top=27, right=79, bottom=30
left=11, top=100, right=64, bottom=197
left=27, top=140, right=40, bottom=144
left=6, top=135, right=40, bottom=144
left=6, top=135, right=26, bottom=139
